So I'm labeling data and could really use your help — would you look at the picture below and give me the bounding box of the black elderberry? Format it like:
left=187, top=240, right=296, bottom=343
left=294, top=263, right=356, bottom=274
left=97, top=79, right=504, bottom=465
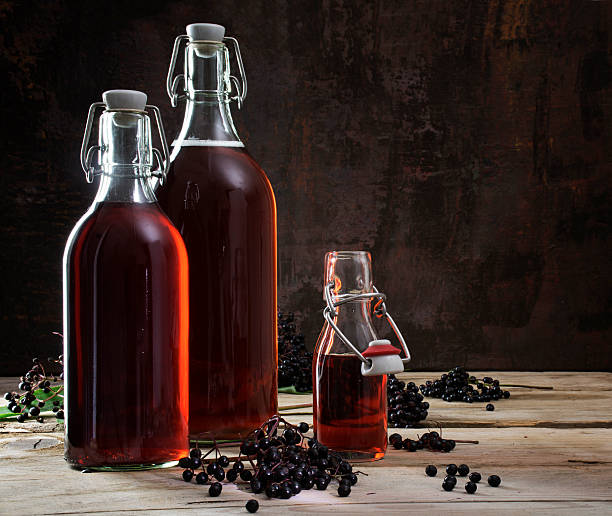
left=53, top=400, right=60, bottom=406
left=486, top=404, right=495, bottom=411
left=246, top=499, right=259, bottom=513
left=226, top=469, right=238, bottom=482
left=214, top=468, right=225, bottom=482
left=182, top=469, right=194, bottom=482
left=298, top=422, right=309, bottom=433
left=469, top=472, right=481, bottom=483
left=389, top=433, right=402, bottom=445
left=315, top=477, right=329, bottom=490
left=207, top=462, right=218, bottom=475
left=444, top=475, right=457, bottom=487
left=3, top=392, right=12, bottom=401
left=266, top=484, right=280, bottom=498
left=240, top=470, right=253, bottom=481
left=446, top=464, right=458, bottom=475
left=56, top=410, right=64, bottom=419
left=190, top=448, right=202, bottom=459
left=279, top=485, right=293, bottom=499
left=425, top=465, right=437, bottom=477
left=218, top=455, right=230, bottom=467
left=488, top=475, right=501, bottom=487
left=195, top=472, right=208, bottom=484
left=301, top=477, right=314, bottom=490
left=290, top=480, right=302, bottom=495
left=465, top=481, right=477, bottom=494
left=442, top=480, right=455, bottom=491
left=209, top=482, right=222, bottom=497
left=28, top=406, right=40, bottom=417
left=457, top=464, right=469, bottom=476
left=344, top=473, right=358, bottom=485
left=191, top=457, right=202, bottom=469
left=233, top=461, right=244, bottom=472
left=16, top=414, right=26, bottom=423
left=250, top=479, right=264, bottom=494
left=338, top=483, right=351, bottom=497
left=338, top=461, right=352, bottom=474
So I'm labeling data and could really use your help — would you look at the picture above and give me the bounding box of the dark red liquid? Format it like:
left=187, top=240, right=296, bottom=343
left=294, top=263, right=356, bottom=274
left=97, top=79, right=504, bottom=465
left=64, top=202, right=189, bottom=468
left=314, top=354, right=387, bottom=460
left=156, top=145, right=277, bottom=439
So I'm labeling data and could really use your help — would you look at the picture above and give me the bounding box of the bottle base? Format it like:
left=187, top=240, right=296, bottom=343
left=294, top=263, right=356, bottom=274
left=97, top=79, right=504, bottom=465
left=333, top=449, right=385, bottom=462
left=67, top=460, right=179, bottom=472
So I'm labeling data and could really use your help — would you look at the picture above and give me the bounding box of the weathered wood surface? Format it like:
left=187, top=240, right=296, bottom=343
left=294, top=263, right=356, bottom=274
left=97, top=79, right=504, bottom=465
left=1, top=372, right=611, bottom=515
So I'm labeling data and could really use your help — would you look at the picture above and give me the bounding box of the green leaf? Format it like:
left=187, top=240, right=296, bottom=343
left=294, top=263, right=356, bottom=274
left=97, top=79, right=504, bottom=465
left=278, top=386, right=312, bottom=395
left=0, top=385, right=64, bottom=420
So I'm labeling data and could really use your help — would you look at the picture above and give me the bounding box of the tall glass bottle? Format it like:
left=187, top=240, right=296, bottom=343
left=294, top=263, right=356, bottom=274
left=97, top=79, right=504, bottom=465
left=156, top=24, right=277, bottom=439
left=63, top=90, right=189, bottom=469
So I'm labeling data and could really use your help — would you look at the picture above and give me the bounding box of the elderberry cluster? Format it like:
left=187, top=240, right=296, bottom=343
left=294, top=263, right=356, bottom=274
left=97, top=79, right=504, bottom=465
left=419, top=366, right=510, bottom=407
left=387, top=375, right=429, bottom=427
left=389, top=431, right=456, bottom=453
left=278, top=311, right=312, bottom=392
left=3, top=355, right=64, bottom=423
left=179, top=415, right=358, bottom=503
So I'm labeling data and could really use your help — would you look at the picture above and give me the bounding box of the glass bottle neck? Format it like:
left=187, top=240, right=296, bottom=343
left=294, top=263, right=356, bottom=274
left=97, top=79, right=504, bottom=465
left=94, top=110, right=157, bottom=204
left=325, top=251, right=378, bottom=351
left=173, top=42, right=242, bottom=147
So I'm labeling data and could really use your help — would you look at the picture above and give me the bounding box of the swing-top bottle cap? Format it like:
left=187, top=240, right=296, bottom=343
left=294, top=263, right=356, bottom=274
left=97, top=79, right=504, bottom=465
left=102, top=90, right=147, bottom=111
left=186, top=23, right=225, bottom=42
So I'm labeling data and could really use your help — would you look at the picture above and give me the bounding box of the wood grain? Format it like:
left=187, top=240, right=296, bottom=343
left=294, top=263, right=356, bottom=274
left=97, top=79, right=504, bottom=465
left=0, top=372, right=611, bottom=515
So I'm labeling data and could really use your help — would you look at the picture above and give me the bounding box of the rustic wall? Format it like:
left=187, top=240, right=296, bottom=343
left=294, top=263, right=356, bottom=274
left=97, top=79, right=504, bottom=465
left=0, top=0, right=610, bottom=374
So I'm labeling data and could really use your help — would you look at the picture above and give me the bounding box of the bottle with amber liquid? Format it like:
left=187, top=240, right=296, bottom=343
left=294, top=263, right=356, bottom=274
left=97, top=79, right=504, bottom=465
left=156, top=24, right=277, bottom=439
left=63, top=90, right=189, bottom=469
left=313, top=251, right=411, bottom=461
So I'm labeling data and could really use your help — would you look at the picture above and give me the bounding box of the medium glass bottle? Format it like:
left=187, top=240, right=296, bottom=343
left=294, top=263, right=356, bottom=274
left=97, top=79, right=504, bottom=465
left=156, top=24, right=277, bottom=439
left=63, top=90, right=189, bottom=469
left=313, top=251, right=410, bottom=461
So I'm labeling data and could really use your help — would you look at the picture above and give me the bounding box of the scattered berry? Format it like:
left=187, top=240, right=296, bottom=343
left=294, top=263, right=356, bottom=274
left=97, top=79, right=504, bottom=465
left=245, top=499, right=259, bottom=513
left=182, top=469, right=194, bottom=482
left=469, top=472, right=481, bottom=483
left=486, top=404, right=495, bottom=411
left=209, top=482, right=222, bottom=497
left=338, top=483, right=351, bottom=497
left=446, top=464, right=458, bottom=476
left=442, top=480, right=455, bottom=491
left=444, top=475, right=457, bottom=487
left=457, top=464, right=469, bottom=476
left=425, top=465, right=437, bottom=477
left=465, top=481, right=477, bottom=494
left=488, top=475, right=501, bottom=487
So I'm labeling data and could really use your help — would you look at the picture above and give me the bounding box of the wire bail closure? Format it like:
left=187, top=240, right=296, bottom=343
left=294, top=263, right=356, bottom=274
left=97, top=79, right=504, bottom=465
left=80, top=104, right=170, bottom=185
left=166, top=34, right=248, bottom=109
left=323, top=282, right=411, bottom=375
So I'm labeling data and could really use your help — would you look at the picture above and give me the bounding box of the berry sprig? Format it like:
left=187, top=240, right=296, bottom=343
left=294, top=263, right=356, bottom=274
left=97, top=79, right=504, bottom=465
left=278, top=312, right=312, bottom=393
left=179, top=415, right=360, bottom=504
left=387, top=375, right=429, bottom=427
left=2, top=354, right=64, bottom=423
left=419, top=366, right=511, bottom=409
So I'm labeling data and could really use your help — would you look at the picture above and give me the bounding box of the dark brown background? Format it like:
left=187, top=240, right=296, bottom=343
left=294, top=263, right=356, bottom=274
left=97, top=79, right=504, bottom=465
left=0, top=0, right=610, bottom=375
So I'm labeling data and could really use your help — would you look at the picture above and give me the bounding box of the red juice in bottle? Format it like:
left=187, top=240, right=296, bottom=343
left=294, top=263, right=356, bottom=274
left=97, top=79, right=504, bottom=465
left=63, top=91, right=189, bottom=469
left=157, top=24, right=277, bottom=439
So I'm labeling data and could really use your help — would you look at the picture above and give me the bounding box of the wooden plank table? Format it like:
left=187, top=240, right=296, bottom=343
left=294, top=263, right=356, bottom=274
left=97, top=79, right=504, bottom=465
left=1, top=372, right=611, bottom=515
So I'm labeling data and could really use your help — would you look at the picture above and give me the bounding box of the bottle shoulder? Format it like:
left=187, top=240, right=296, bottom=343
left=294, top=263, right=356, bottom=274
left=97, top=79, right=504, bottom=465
left=166, top=145, right=273, bottom=194
left=64, top=202, right=185, bottom=261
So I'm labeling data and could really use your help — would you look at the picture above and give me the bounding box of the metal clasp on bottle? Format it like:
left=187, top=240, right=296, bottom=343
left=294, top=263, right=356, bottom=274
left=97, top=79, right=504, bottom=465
left=80, top=103, right=170, bottom=185
left=166, top=34, right=248, bottom=109
left=323, top=282, right=411, bottom=375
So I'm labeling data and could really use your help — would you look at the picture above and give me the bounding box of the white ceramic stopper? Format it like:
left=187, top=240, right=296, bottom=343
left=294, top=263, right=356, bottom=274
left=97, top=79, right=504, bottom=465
left=186, top=23, right=225, bottom=42
left=361, top=339, right=404, bottom=376
left=102, top=90, right=147, bottom=111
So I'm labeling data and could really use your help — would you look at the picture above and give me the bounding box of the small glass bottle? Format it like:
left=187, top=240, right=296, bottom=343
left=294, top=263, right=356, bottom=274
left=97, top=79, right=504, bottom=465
left=63, top=90, right=189, bottom=469
left=156, top=23, right=277, bottom=439
left=313, top=251, right=410, bottom=461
